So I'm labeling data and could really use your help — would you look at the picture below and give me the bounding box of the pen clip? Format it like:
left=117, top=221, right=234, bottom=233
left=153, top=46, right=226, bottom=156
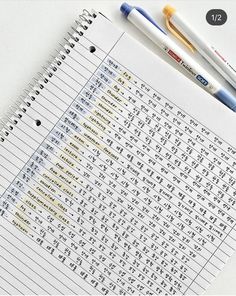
left=163, top=7, right=195, bottom=53
left=135, top=6, right=166, bottom=34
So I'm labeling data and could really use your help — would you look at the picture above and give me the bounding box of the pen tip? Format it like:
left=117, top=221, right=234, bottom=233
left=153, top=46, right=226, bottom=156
left=214, top=88, right=236, bottom=111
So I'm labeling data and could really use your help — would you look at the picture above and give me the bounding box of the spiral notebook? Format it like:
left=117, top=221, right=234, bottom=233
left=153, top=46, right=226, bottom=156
left=1, top=9, right=236, bottom=295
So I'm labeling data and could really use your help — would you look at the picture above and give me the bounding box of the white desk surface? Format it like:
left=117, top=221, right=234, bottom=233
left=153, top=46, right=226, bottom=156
left=0, top=0, right=236, bottom=294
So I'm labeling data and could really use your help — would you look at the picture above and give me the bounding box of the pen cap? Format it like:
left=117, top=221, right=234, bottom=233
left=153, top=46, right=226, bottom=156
left=120, top=3, right=133, bottom=17
left=162, top=4, right=195, bottom=52
left=121, top=2, right=166, bottom=33
left=163, top=5, right=176, bottom=18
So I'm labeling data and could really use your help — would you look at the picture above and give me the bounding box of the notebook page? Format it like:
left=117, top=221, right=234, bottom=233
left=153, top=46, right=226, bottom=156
left=1, top=11, right=236, bottom=295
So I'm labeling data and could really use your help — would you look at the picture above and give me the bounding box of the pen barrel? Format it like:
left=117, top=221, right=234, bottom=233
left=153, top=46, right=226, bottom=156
left=170, top=12, right=236, bottom=89
left=128, top=9, right=221, bottom=94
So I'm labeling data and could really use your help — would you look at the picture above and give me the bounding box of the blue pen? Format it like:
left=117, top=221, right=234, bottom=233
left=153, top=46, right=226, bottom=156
left=120, top=3, right=236, bottom=112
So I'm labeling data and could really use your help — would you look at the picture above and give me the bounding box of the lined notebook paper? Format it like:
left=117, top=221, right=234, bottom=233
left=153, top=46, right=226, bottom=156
left=1, top=10, right=236, bottom=295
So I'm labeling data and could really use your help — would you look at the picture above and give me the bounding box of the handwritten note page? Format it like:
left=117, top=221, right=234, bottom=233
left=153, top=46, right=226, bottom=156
left=1, top=13, right=236, bottom=295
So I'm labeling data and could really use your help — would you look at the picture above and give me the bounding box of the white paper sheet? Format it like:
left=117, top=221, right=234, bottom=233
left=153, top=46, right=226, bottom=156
left=1, top=12, right=236, bottom=295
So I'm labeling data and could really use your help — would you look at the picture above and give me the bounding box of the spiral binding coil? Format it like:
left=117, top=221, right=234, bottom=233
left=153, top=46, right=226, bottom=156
left=0, top=9, right=97, bottom=143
